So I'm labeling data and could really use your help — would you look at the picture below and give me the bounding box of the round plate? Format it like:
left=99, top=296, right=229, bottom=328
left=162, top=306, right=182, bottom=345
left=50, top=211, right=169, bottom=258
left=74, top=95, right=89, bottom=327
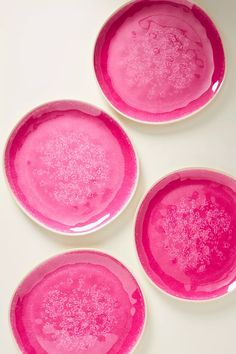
left=4, top=100, right=138, bottom=235
left=10, top=249, right=146, bottom=354
left=135, top=169, right=236, bottom=301
left=94, top=0, right=225, bottom=124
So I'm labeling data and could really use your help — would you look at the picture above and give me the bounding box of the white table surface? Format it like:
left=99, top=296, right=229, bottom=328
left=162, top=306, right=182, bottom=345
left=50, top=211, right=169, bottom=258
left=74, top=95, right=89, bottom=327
left=1, top=0, right=236, bottom=353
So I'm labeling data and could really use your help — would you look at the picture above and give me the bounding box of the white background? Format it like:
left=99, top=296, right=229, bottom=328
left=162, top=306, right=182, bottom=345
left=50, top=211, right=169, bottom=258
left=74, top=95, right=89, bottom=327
left=1, top=0, right=236, bottom=353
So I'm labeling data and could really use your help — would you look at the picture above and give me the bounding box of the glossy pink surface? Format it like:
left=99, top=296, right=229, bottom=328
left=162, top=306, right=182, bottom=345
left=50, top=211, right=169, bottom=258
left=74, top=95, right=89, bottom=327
left=10, top=250, right=145, bottom=354
left=94, top=0, right=225, bottom=123
left=4, top=101, right=138, bottom=234
left=135, top=169, right=236, bottom=300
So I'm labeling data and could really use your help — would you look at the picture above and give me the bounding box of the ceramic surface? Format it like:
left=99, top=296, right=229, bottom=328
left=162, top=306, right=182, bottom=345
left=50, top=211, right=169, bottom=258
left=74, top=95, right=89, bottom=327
left=135, top=169, right=236, bottom=300
left=4, top=100, right=138, bottom=235
left=10, top=250, right=146, bottom=353
left=94, top=0, right=225, bottom=123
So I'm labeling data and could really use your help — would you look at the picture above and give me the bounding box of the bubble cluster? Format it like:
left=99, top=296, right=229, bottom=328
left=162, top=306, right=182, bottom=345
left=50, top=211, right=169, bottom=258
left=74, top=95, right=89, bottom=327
left=34, top=271, right=123, bottom=352
left=156, top=191, right=233, bottom=273
left=33, top=131, right=111, bottom=206
left=119, top=17, right=205, bottom=98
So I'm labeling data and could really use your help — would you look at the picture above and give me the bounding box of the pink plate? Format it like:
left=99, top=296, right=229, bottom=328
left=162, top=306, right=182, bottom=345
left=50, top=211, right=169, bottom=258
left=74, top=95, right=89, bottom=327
left=135, top=169, right=236, bottom=301
left=94, top=0, right=225, bottom=124
left=4, top=100, right=138, bottom=235
left=10, top=249, right=146, bottom=354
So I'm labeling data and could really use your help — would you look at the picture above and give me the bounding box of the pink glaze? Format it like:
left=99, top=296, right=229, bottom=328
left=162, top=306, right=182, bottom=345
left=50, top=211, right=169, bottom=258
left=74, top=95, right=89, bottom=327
left=4, top=101, right=138, bottom=234
left=135, top=169, right=236, bottom=300
left=10, top=250, right=145, bottom=354
left=94, top=0, right=225, bottom=123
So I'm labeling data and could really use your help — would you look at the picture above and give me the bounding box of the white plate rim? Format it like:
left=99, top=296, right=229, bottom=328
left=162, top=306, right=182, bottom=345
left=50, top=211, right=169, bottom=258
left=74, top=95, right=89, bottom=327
left=92, top=0, right=227, bottom=125
left=8, top=247, right=147, bottom=354
left=133, top=166, right=236, bottom=302
left=3, top=99, right=140, bottom=237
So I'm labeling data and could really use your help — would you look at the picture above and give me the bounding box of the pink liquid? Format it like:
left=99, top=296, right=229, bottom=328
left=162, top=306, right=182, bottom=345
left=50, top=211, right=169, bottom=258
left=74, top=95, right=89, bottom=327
left=94, top=0, right=225, bottom=123
left=135, top=169, right=236, bottom=300
left=10, top=250, right=145, bottom=354
left=4, top=101, right=138, bottom=234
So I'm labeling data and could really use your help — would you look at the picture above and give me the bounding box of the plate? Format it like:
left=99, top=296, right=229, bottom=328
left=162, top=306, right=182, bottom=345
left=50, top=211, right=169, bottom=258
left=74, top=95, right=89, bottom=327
left=94, top=0, right=225, bottom=124
left=4, top=100, right=138, bottom=235
left=10, top=249, right=146, bottom=354
left=135, top=169, right=236, bottom=300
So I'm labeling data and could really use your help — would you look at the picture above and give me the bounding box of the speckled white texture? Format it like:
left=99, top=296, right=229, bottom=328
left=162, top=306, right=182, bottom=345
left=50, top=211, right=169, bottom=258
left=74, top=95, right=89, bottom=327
left=13, top=251, right=145, bottom=354
left=108, top=3, right=214, bottom=113
left=1, top=0, right=236, bottom=354
left=154, top=190, right=233, bottom=272
left=12, top=111, right=126, bottom=227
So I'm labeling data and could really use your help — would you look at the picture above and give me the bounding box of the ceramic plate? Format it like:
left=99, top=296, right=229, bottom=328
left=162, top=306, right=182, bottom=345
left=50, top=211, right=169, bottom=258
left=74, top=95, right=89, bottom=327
left=4, top=100, right=138, bottom=235
left=135, top=169, right=236, bottom=301
left=94, top=0, right=225, bottom=124
left=10, top=249, right=146, bottom=354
